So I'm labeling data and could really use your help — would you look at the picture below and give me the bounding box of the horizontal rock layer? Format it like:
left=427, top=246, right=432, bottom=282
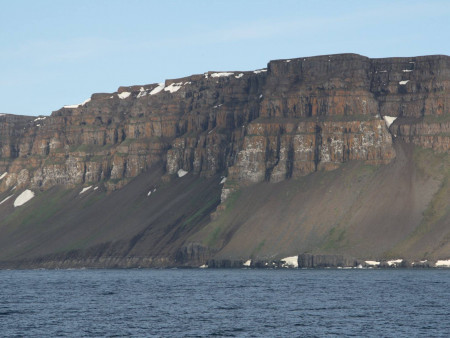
left=0, top=54, right=449, bottom=193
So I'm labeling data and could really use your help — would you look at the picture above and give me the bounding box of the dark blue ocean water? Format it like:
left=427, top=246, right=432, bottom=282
left=0, top=269, right=449, bottom=337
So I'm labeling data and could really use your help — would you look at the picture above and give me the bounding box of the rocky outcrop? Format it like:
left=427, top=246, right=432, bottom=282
left=1, top=54, right=449, bottom=195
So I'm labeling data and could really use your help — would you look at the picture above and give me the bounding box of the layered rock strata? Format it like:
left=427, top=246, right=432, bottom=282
left=0, top=54, right=449, bottom=195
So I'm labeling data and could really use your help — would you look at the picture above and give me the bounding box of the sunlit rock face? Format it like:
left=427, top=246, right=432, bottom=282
left=0, top=54, right=449, bottom=192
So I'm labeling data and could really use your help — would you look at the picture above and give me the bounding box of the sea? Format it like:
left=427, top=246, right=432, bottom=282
left=0, top=269, right=449, bottom=337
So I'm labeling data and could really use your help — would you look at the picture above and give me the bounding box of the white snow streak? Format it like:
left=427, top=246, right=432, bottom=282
left=383, top=116, right=397, bottom=128
left=177, top=169, right=188, bottom=177
left=281, top=256, right=298, bottom=268
left=118, top=92, right=131, bottom=99
left=399, top=80, right=409, bottom=85
left=79, top=186, right=92, bottom=195
left=164, top=82, right=183, bottom=93
left=0, top=172, right=7, bottom=180
left=253, top=69, right=267, bottom=74
left=13, top=190, right=35, bottom=207
left=387, top=259, right=403, bottom=266
left=210, top=72, right=234, bottom=78
left=235, top=73, right=244, bottom=79
left=0, top=195, right=13, bottom=205
left=220, top=177, right=227, bottom=184
left=150, top=83, right=165, bottom=95
left=435, top=259, right=450, bottom=267
left=243, top=259, right=251, bottom=267
left=365, top=260, right=380, bottom=266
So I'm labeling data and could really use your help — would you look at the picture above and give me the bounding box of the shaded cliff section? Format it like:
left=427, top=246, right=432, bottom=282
left=0, top=53, right=449, bottom=268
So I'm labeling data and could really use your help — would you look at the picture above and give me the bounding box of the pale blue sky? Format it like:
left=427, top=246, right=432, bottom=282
left=1, top=0, right=449, bottom=116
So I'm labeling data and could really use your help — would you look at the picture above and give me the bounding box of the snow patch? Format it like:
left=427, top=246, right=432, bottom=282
left=64, top=104, right=80, bottom=109
left=34, top=117, right=46, bottom=122
left=402, top=69, right=413, bottom=72
left=0, top=172, right=7, bottom=180
left=253, top=69, right=267, bottom=74
left=285, top=59, right=291, bottom=63
left=383, top=116, right=397, bottom=128
left=210, top=72, right=234, bottom=78
left=199, top=264, right=208, bottom=269
left=118, top=92, right=131, bottom=99
left=177, top=169, right=188, bottom=178
left=399, top=80, right=409, bottom=85
left=150, top=83, right=165, bottom=95
left=235, top=73, right=244, bottom=79
left=79, top=186, right=92, bottom=195
left=281, top=256, right=298, bottom=268
left=147, top=191, right=152, bottom=197
left=365, top=260, right=380, bottom=266
left=14, top=190, right=35, bottom=207
left=243, top=259, right=251, bottom=267
left=0, top=195, right=13, bottom=205
left=435, top=259, right=450, bottom=267
left=164, top=82, right=183, bottom=93
left=93, top=186, right=98, bottom=191
left=137, top=88, right=147, bottom=98
left=387, top=259, right=403, bottom=266
left=82, top=98, right=91, bottom=105
left=220, top=177, right=227, bottom=184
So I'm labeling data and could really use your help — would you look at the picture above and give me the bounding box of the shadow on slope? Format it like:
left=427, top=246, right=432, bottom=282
left=0, top=165, right=221, bottom=267
left=195, top=141, right=449, bottom=261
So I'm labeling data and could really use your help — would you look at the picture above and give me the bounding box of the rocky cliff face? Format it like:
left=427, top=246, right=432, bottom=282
left=0, top=53, right=449, bottom=268
left=1, top=54, right=448, bottom=196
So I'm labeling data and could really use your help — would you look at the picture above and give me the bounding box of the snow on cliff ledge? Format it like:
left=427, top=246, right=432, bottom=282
left=14, top=190, right=35, bottom=207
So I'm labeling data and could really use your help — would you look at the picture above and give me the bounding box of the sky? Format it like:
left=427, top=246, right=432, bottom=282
left=1, top=0, right=449, bottom=116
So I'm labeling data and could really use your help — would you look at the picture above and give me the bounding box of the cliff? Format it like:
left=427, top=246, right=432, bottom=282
left=0, top=53, right=449, bottom=268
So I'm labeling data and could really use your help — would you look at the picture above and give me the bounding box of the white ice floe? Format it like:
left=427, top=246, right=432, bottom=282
left=164, top=82, right=183, bottom=93
left=281, top=256, right=298, bottom=268
left=220, top=177, right=227, bottom=184
left=399, top=80, right=409, bottom=85
left=0, top=172, right=7, bottom=180
left=253, top=69, right=267, bottom=74
left=235, top=73, right=244, bottom=79
left=13, top=190, right=35, bottom=207
left=79, top=186, right=92, bottom=195
left=0, top=195, right=13, bottom=205
left=199, top=264, right=208, bottom=268
left=177, top=169, right=188, bottom=178
left=435, top=259, right=450, bottom=267
left=365, top=260, right=380, bottom=266
left=34, top=116, right=46, bottom=122
left=118, top=92, right=131, bottom=99
left=402, top=69, right=413, bottom=72
left=210, top=72, right=234, bottom=78
left=150, top=83, right=165, bottom=95
left=387, top=259, right=403, bottom=266
left=243, top=259, right=251, bottom=267
left=383, top=116, right=397, bottom=128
